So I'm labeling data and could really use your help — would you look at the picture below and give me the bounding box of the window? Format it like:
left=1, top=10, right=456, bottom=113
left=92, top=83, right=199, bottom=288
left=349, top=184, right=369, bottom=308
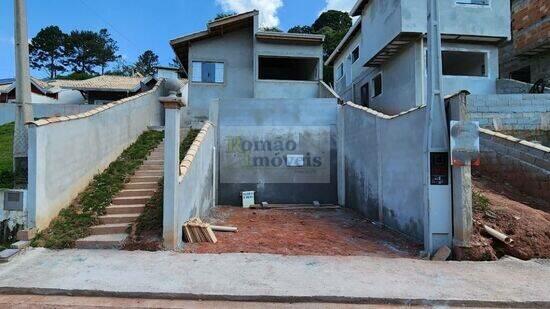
left=373, top=74, right=382, bottom=97
left=442, top=51, right=487, bottom=77
left=336, top=63, right=344, bottom=81
left=351, top=47, right=360, bottom=63
left=456, top=0, right=489, bottom=5
left=259, top=57, right=318, bottom=81
left=192, top=61, right=224, bottom=83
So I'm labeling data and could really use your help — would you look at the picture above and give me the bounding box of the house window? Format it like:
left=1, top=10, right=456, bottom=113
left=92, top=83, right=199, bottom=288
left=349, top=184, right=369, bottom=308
left=456, top=0, right=489, bottom=5
left=336, top=63, right=344, bottom=81
left=442, top=51, right=487, bottom=77
left=351, top=47, right=360, bottom=63
left=259, top=57, right=318, bottom=81
left=192, top=61, right=224, bottom=83
left=373, top=74, right=382, bottom=97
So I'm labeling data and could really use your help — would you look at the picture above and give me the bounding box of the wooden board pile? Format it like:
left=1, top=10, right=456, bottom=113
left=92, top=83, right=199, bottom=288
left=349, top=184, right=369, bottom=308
left=183, top=218, right=217, bottom=243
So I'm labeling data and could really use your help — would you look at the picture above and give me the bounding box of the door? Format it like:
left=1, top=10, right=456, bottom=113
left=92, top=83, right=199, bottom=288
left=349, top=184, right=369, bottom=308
left=360, top=83, right=370, bottom=107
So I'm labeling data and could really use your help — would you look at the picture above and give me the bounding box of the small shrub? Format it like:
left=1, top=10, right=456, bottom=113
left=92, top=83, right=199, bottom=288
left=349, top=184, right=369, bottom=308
left=473, top=191, right=491, bottom=212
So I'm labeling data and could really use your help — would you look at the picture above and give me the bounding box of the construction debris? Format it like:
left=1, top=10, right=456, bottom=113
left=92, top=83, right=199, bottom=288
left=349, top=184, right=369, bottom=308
left=211, top=225, right=238, bottom=233
left=483, top=225, right=514, bottom=246
left=431, top=246, right=451, bottom=261
left=183, top=218, right=217, bottom=243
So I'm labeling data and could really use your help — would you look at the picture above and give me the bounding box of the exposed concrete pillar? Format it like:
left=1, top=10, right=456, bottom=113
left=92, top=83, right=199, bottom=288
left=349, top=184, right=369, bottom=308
left=160, top=94, right=185, bottom=250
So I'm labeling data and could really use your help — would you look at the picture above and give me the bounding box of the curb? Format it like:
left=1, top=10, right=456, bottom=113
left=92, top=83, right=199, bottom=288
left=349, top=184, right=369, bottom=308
left=0, top=288, right=548, bottom=308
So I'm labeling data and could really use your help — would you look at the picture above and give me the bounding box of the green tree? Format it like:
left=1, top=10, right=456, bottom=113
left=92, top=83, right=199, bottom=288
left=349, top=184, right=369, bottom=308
left=288, top=25, right=313, bottom=34
left=134, top=50, right=159, bottom=76
left=213, top=12, right=237, bottom=21
left=63, top=30, right=104, bottom=74
left=312, top=10, right=352, bottom=33
left=105, top=58, right=135, bottom=77
left=56, top=72, right=96, bottom=80
left=261, top=27, right=283, bottom=32
left=97, top=29, right=119, bottom=75
left=29, top=26, right=67, bottom=79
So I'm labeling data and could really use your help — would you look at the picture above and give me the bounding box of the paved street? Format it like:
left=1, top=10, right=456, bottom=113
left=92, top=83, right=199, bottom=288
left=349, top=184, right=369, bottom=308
left=0, top=248, right=549, bottom=307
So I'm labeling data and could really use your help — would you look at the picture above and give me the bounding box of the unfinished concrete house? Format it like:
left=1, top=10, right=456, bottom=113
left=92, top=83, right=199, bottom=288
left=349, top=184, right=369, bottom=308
left=327, top=0, right=511, bottom=115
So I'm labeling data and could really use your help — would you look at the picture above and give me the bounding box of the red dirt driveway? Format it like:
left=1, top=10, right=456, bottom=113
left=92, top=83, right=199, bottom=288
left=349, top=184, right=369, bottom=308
left=182, top=206, right=422, bottom=258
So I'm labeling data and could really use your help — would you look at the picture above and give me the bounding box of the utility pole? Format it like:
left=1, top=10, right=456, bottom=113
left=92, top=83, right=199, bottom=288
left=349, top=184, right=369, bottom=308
left=13, top=0, right=33, bottom=186
left=424, top=0, right=453, bottom=255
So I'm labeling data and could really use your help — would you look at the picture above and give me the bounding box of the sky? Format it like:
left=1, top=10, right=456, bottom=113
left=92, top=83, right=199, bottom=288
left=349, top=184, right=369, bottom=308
left=0, top=0, right=357, bottom=79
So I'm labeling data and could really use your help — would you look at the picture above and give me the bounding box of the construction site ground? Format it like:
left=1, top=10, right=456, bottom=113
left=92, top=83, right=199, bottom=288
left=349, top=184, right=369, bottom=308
left=182, top=206, right=422, bottom=258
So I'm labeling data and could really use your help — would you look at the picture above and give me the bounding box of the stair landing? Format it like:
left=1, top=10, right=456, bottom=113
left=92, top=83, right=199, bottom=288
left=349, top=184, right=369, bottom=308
left=75, top=142, right=164, bottom=249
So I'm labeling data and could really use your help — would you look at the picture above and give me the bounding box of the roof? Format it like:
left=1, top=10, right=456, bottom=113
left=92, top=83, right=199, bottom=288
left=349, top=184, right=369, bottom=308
left=255, top=31, right=324, bottom=44
left=0, top=77, right=60, bottom=95
left=50, top=75, right=155, bottom=92
left=170, top=10, right=258, bottom=71
left=0, top=78, right=15, bottom=85
left=350, top=0, right=369, bottom=17
left=325, top=18, right=362, bottom=66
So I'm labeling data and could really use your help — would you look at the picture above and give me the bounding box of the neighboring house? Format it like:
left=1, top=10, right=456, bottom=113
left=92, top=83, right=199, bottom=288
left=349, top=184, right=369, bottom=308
left=51, top=75, right=158, bottom=105
left=155, top=66, right=186, bottom=80
left=170, top=10, right=328, bottom=123
left=500, top=0, right=550, bottom=85
left=326, top=0, right=511, bottom=115
left=0, top=77, right=61, bottom=104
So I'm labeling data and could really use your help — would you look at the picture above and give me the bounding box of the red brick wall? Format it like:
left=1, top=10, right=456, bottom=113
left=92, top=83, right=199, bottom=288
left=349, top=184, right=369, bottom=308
left=512, top=0, right=550, bottom=51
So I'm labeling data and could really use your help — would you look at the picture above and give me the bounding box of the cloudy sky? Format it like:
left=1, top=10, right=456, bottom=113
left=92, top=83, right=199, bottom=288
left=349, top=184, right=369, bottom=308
left=0, top=0, right=357, bottom=79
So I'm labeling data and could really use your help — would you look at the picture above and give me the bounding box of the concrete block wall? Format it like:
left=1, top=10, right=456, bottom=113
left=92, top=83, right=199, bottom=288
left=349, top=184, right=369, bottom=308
left=467, top=93, right=550, bottom=130
left=340, top=102, right=427, bottom=242
left=476, top=128, right=550, bottom=201
left=27, top=81, right=165, bottom=230
left=0, top=103, right=98, bottom=126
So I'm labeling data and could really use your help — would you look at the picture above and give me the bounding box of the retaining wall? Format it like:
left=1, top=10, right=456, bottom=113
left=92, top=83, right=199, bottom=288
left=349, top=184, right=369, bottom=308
left=467, top=93, right=550, bottom=130
left=27, top=81, right=165, bottom=230
left=340, top=102, right=427, bottom=242
left=476, top=128, right=550, bottom=203
left=0, top=103, right=97, bottom=126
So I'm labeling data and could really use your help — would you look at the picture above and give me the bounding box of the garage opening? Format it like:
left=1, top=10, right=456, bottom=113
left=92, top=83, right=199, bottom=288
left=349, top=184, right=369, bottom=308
left=442, top=51, right=487, bottom=77
left=258, top=56, right=318, bottom=81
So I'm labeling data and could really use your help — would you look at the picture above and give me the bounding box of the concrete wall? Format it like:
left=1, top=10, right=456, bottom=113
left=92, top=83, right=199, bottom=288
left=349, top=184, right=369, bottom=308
left=213, top=98, right=339, bottom=205
left=496, top=79, right=550, bottom=94
left=340, top=102, right=427, bottom=241
left=27, top=82, right=165, bottom=230
left=0, top=103, right=97, bottom=126
left=187, top=26, right=254, bottom=122
left=173, top=122, right=215, bottom=247
left=476, top=128, right=550, bottom=202
left=255, top=81, right=320, bottom=99
left=467, top=93, right=550, bottom=130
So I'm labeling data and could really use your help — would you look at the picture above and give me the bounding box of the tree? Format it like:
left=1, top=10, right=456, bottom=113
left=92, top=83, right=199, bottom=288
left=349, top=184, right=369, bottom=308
left=105, top=58, right=135, bottom=77
left=29, top=26, right=67, bottom=79
left=134, top=50, right=159, bottom=76
left=261, top=27, right=283, bottom=32
left=170, top=57, right=183, bottom=69
left=213, top=12, right=237, bottom=21
left=63, top=30, right=105, bottom=74
left=288, top=25, right=313, bottom=34
left=312, top=10, right=352, bottom=33
left=97, top=29, right=119, bottom=75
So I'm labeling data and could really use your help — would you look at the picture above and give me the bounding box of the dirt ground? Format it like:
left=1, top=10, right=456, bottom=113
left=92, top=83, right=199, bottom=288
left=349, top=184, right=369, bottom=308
left=182, top=206, right=422, bottom=258
left=457, top=175, right=550, bottom=261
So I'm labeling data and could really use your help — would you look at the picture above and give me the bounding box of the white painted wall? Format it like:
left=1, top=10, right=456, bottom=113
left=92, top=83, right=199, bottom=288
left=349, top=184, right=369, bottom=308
left=0, top=103, right=97, bottom=126
left=27, top=83, right=165, bottom=229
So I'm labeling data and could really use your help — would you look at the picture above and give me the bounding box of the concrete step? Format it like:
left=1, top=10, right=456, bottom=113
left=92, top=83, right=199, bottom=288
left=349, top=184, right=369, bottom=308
left=105, top=204, right=146, bottom=215
left=112, top=196, right=151, bottom=205
left=118, top=189, right=156, bottom=197
left=75, top=234, right=128, bottom=249
left=124, top=182, right=158, bottom=190
left=99, top=213, right=140, bottom=225
left=141, top=165, right=163, bottom=171
left=135, top=171, right=163, bottom=177
left=143, top=160, right=163, bottom=166
left=131, top=176, right=162, bottom=183
left=90, top=223, right=130, bottom=235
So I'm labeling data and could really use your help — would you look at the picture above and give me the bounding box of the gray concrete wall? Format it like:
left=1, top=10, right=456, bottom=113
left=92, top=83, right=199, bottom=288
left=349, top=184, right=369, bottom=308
left=360, top=0, right=402, bottom=66
left=213, top=98, right=339, bottom=205
left=255, top=81, right=319, bottom=99
left=496, top=79, right=550, bottom=94
left=476, top=128, right=550, bottom=202
left=187, top=26, right=254, bottom=122
left=27, top=83, right=165, bottom=230
left=0, top=103, right=97, bottom=126
left=175, top=122, right=215, bottom=247
left=341, top=102, right=427, bottom=242
left=467, top=93, right=550, bottom=130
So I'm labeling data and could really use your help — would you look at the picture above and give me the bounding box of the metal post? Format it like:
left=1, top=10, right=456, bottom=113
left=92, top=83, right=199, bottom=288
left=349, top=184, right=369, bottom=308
left=13, top=0, right=33, bottom=186
left=425, top=0, right=453, bottom=255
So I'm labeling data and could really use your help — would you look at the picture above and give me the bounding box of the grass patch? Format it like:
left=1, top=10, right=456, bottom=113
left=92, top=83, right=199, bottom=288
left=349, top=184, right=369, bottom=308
left=473, top=191, right=491, bottom=212
left=134, top=129, right=201, bottom=237
left=31, top=130, right=164, bottom=249
left=0, top=123, right=14, bottom=188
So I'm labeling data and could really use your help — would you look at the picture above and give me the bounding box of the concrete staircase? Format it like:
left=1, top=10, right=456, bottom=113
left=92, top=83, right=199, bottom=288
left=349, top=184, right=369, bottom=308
left=75, top=142, right=164, bottom=249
